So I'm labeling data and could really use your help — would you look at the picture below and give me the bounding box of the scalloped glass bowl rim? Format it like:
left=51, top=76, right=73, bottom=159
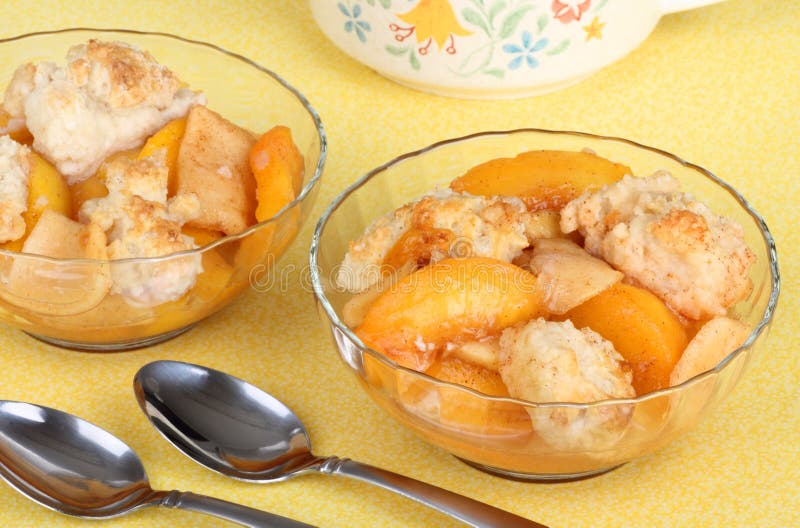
left=310, top=128, right=780, bottom=409
left=0, top=27, right=327, bottom=265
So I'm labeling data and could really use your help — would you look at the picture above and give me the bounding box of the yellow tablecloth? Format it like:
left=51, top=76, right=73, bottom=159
left=0, top=1, right=797, bottom=526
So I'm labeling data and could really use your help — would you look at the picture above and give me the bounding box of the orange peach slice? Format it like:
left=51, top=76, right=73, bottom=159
left=250, top=125, right=304, bottom=222
left=233, top=126, right=305, bottom=272
left=138, top=117, right=186, bottom=196
left=427, top=355, right=508, bottom=397
left=356, top=257, right=544, bottom=372
left=426, top=355, right=532, bottom=436
left=564, top=282, right=688, bottom=395
left=69, top=170, right=108, bottom=217
left=450, top=150, right=631, bottom=211
left=182, top=225, right=225, bottom=248
left=1, top=152, right=72, bottom=252
left=342, top=260, right=416, bottom=328
left=382, top=227, right=455, bottom=272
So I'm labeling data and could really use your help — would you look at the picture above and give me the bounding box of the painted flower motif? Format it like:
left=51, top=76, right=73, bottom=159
left=503, top=31, right=548, bottom=70
left=391, top=0, right=472, bottom=55
left=338, top=2, right=372, bottom=43
left=551, top=0, right=592, bottom=24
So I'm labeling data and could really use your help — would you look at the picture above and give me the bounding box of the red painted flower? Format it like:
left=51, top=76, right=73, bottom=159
left=552, top=0, right=592, bottom=24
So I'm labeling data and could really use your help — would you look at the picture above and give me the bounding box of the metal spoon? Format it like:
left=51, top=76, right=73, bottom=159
left=0, top=400, right=315, bottom=527
left=134, top=360, right=549, bottom=528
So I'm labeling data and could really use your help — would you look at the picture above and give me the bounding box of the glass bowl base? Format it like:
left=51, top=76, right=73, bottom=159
left=26, top=324, right=196, bottom=352
left=455, top=457, right=626, bottom=483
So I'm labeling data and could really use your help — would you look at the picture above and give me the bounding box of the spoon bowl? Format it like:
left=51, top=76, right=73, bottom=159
left=0, top=400, right=153, bottom=519
left=0, top=400, right=316, bottom=527
left=134, top=360, right=317, bottom=482
left=134, top=360, right=549, bottom=528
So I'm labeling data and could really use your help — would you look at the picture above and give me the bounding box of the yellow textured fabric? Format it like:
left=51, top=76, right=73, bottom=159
left=0, top=1, right=797, bottom=527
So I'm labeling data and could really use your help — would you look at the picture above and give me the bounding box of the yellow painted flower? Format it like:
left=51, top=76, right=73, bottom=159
left=396, top=0, right=472, bottom=51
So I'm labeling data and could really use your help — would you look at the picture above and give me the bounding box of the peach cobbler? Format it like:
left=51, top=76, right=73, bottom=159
left=0, top=39, right=304, bottom=340
left=337, top=149, right=755, bottom=448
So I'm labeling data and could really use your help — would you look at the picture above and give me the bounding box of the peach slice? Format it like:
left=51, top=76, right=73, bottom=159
left=138, top=116, right=186, bottom=196
left=1, top=152, right=72, bottom=252
left=427, top=356, right=508, bottom=397
left=233, top=126, right=305, bottom=273
left=69, top=170, right=108, bottom=217
left=530, top=237, right=623, bottom=315
left=426, top=355, right=532, bottom=436
left=448, top=338, right=501, bottom=371
left=250, top=125, right=304, bottom=222
left=450, top=149, right=631, bottom=211
left=669, top=316, right=751, bottom=386
left=342, top=260, right=416, bottom=328
left=355, top=257, right=544, bottom=372
left=0, top=210, right=111, bottom=315
left=564, top=282, right=688, bottom=395
left=182, top=225, right=224, bottom=248
left=382, top=227, right=455, bottom=272
left=522, top=210, right=564, bottom=241
left=177, top=105, right=256, bottom=235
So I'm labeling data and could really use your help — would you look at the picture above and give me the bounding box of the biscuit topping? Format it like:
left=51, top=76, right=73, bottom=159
left=337, top=189, right=530, bottom=292
left=560, top=172, right=755, bottom=319
left=499, top=318, right=635, bottom=450
left=0, top=135, right=31, bottom=243
left=3, top=39, right=206, bottom=183
left=68, top=39, right=181, bottom=109
left=79, top=153, right=202, bottom=306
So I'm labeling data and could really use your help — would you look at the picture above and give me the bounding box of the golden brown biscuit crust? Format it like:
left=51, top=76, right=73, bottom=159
left=68, top=39, right=181, bottom=109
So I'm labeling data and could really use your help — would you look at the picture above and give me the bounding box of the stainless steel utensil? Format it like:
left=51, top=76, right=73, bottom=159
left=0, top=400, right=316, bottom=527
left=134, top=360, right=549, bottom=528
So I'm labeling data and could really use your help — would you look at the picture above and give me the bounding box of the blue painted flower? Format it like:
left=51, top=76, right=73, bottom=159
left=503, top=32, right=548, bottom=70
left=338, top=2, right=372, bottom=43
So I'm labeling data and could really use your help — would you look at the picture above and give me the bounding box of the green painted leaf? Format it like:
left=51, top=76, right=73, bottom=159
left=409, top=50, right=421, bottom=70
left=379, top=0, right=392, bottom=8
left=385, top=45, right=408, bottom=56
left=465, top=0, right=486, bottom=14
left=484, top=68, right=505, bottom=78
left=462, top=7, right=490, bottom=35
left=456, top=40, right=493, bottom=74
left=546, top=39, right=570, bottom=56
left=537, top=13, right=549, bottom=34
left=499, top=5, right=534, bottom=39
left=488, top=0, right=507, bottom=24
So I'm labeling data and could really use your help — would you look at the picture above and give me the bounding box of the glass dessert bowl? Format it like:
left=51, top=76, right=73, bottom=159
left=310, top=129, right=779, bottom=481
left=0, top=29, right=325, bottom=350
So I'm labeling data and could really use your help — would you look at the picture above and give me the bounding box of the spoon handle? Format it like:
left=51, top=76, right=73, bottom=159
left=160, top=490, right=318, bottom=528
left=319, top=457, right=548, bottom=528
